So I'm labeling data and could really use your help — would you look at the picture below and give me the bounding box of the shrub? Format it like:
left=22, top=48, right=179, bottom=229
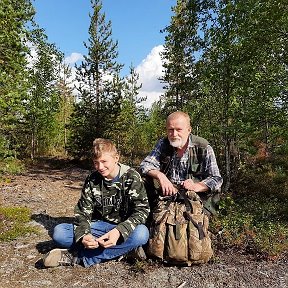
left=0, top=157, right=25, bottom=175
left=212, top=156, right=288, bottom=259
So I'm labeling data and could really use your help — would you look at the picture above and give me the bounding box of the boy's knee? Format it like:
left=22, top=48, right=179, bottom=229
left=133, top=225, right=149, bottom=245
left=52, top=223, right=72, bottom=246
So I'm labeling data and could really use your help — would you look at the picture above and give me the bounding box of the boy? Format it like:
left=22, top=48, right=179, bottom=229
left=43, top=138, right=150, bottom=268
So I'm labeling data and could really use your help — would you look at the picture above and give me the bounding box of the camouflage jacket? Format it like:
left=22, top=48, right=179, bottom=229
left=74, top=163, right=150, bottom=242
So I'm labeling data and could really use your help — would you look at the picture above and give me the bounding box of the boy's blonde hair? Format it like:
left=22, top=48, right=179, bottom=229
left=92, top=138, right=119, bottom=159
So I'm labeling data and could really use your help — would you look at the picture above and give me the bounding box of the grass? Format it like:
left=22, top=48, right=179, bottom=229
left=0, top=206, right=39, bottom=242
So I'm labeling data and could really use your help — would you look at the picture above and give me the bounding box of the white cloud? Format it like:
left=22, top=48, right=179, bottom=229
left=25, top=42, right=38, bottom=68
left=63, top=47, right=166, bottom=108
left=136, top=45, right=165, bottom=107
left=64, top=52, right=84, bottom=65
left=68, top=66, right=79, bottom=95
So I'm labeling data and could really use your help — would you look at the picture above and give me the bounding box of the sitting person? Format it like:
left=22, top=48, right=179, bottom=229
left=139, top=111, right=223, bottom=215
left=43, top=138, right=150, bottom=268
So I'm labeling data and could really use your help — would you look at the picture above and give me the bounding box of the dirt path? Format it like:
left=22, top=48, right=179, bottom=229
left=0, top=161, right=287, bottom=288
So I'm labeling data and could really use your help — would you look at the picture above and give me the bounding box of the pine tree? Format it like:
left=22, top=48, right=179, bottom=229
left=160, top=0, right=205, bottom=112
left=54, top=63, right=75, bottom=155
left=108, top=66, right=146, bottom=165
left=68, top=0, right=123, bottom=158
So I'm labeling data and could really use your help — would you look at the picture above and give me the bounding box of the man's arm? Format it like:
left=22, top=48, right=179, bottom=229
left=182, top=179, right=209, bottom=192
left=183, top=145, right=222, bottom=193
left=146, top=169, right=178, bottom=196
left=140, top=139, right=177, bottom=196
left=202, top=145, right=223, bottom=192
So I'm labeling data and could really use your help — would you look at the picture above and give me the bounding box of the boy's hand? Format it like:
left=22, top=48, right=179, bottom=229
left=96, top=228, right=120, bottom=248
left=82, top=234, right=99, bottom=249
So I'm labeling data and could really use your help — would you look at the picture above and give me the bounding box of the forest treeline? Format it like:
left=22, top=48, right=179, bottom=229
left=1, top=0, right=287, bottom=189
left=1, top=0, right=287, bottom=257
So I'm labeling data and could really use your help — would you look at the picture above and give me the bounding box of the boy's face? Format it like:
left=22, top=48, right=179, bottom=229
left=93, top=152, right=119, bottom=179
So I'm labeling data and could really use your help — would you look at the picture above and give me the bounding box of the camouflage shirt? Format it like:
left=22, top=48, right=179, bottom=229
left=74, top=163, right=150, bottom=242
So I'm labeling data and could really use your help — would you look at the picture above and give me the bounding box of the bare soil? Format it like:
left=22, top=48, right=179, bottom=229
left=0, top=159, right=287, bottom=288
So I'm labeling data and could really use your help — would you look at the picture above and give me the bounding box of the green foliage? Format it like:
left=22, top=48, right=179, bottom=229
left=160, top=0, right=204, bottom=111
left=0, top=157, right=25, bottom=175
left=0, top=0, right=66, bottom=159
left=160, top=0, right=288, bottom=194
left=211, top=155, right=288, bottom=258
left=140, top=103, right=166, bottom=152
left=0, top=206, right=39, bottom=241
left=52, top=64, right=75, bottom=155
left=25, top=39, right=64, bottom=159
left=0, top=0, right=35, bottom=158
left=0, top=0, right=287, bottom=259
left=106, top=66, right=148, bottom=167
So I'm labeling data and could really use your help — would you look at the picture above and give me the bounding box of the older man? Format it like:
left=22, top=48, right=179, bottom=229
left=139, top=111, right=223, bottom=215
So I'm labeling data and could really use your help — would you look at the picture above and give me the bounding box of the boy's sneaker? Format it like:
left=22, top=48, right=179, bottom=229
left=126, top=246, right=147, bottom=261
left=43, top=248, right=78, bottom=268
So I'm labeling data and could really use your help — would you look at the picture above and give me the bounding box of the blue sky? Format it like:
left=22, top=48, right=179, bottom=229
left=33, top=0, right=175, bottom=105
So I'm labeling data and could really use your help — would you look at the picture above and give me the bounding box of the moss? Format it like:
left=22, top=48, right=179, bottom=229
left=0, top=206, right=39, bottom=242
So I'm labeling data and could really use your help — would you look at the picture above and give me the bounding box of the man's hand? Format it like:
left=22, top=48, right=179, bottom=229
left=182, top=179, right=208, bottom=193
left=82, top=233, right=99, bottom=249
left=96, top=228, right=120, bottom=248
left=157, top=172, right=178, bottom=196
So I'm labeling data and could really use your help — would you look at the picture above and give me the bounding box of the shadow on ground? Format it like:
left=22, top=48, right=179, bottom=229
left=31, top=213, right=75, bottom=252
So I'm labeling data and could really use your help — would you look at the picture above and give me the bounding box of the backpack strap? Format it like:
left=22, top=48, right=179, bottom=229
left=187, top=134, right=209, bottom=179
left=178, top=188, right=205, bottom=240
left=177, top=188, right=192, bottom=212
left=159, top=137, right=174, bottom=175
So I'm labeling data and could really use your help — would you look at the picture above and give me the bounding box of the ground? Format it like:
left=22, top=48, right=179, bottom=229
left=0, top=159, right=287, bottom=288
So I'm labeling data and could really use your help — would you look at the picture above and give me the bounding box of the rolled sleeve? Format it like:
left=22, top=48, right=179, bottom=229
left=202, top=145, right=223, bottom=192
left=139, top=139, right=163, bottom=175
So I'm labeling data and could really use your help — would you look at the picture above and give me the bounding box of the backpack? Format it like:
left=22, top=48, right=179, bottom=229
left=147, top=188, right=213, bottom=265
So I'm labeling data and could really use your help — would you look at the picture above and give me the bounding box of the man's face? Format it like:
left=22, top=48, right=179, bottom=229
left=166, top=116, right=191, bottom=149
left=93, top=152, right=119, bottom=179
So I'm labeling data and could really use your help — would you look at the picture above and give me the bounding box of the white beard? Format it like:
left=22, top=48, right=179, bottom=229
left=169, top=138, right=183, bottom=148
